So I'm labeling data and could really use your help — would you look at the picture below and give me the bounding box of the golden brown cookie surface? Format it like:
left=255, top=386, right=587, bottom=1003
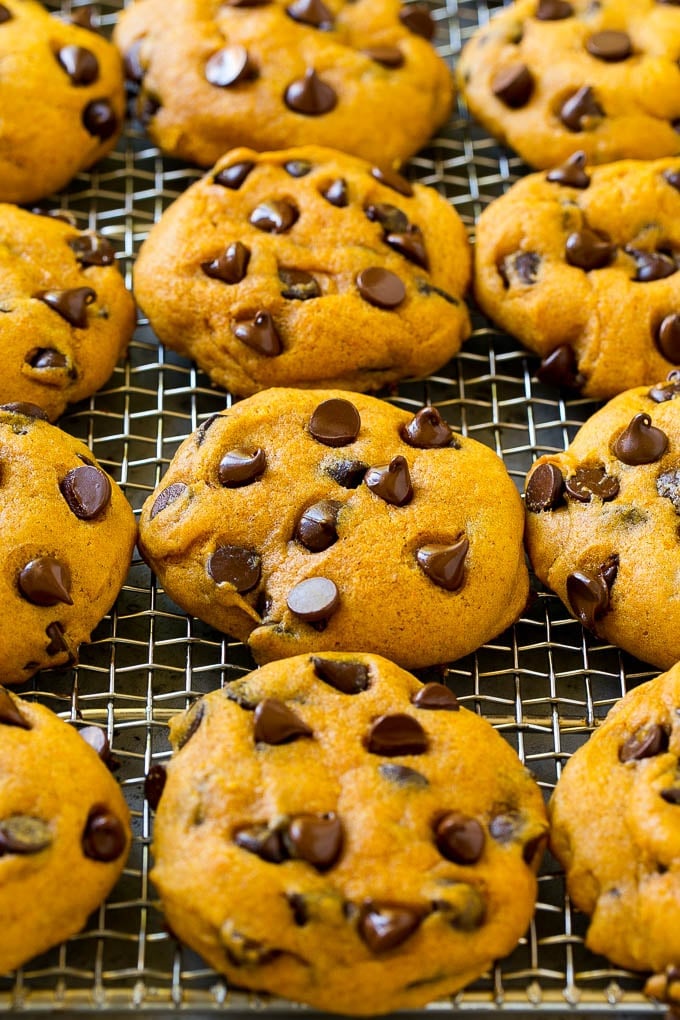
left=457, top=0, right=680, bottom=170
left=0, top=205, right=136, bottom=421
left=114, top=0, right=452, bottom=167
left=0, top=688, right=130, bottom=973
left=138, top=388, right=529, bottom=669
left=475, top=158, right=680, bottom=400
left=0, top=403, right=136, bottom=684
left=152, top=653, right=548, bottom=1015
left=525, top=379, right=680, bottom=669
left=0, top=0, right=125, bottom=204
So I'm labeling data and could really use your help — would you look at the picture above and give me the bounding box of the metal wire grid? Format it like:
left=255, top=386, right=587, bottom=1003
left=0, top=0, right=670, bottom=1013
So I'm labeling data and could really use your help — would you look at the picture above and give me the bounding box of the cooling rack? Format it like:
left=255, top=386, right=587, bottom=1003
left=0, top=0, right=669, bottom=1014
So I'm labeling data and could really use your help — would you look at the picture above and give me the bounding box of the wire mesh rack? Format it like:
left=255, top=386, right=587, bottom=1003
left=0, top=0, right=670, bottom=1014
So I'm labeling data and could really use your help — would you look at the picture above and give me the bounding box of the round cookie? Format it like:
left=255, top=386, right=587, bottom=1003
left=113, top=0, right=452, bottom=168
left=0, top=0, right=125, bottom=204
left=151, top=652, right=549, bottom=1015
left=457, top=0, right=680, bottom=171
left=0, top=205, right=136, bottom=421
left=0, top=687, right=130, bottom=973
left=137, top=388, right=529, bottom=670
left=550, top=663, right=680, bottom=989
left=0, top=403, right=137, bottom=685
left=133, top=146, right=471, bottom=396
left=475, top=157, right=680, bottom=400
left=524, top=377, right=680, bottom=669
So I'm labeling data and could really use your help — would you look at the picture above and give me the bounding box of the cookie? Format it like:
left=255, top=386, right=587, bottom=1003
left=550, top=662, right=680, bottom=988
left=0, top=687, right=130, bottom=973
left=0, top=0, right=125, bottom=204
left=524, top=378, right=680, bottom=669
left=133, top=146, right=471, bottom=396
left=151, top=652, right=548, bottom=1015
left=0, top=205, right=136, bottom=421
left=475, top=157, right=680, bottom=400
left=137, top=388, right=529, bottom=670
left=457, top=0, right=680, bottom=171
left=113, top=0, right=452, bottom=168
left=0, top=403, right=136, bottom=684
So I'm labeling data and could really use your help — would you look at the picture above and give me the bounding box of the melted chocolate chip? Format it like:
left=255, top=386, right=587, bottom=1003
left=492, top=64, right=534, bottom=108
left=365, top=455, right=413, bottom=506
left=0, top=401, right=49, bottom=420
left=176, top=701, right=204, bottom=749
left=284, top=159, right=313, bottom=177
left=565, top=229, right=615, bottom=270
left=378, top=763, right=429, bottom=787
left=253, top=698, right=312, bottom=744
left=363, top=45, right=404, bottom=68
left=150, top=482, right=187, bottom=519
left=18, top=557, right=72, bottom=607
left=60, top=465, right=112, bottom=519
left=525, top=462, right=565, bottom=511
left=68, top=232, right=115, bottom=267
left=326, top=459, right=368, bottom=487
left=284, top=69, right=337, bottom=115
left=196, top=415, right=221, bottom=445
left=536, top=0, right=573, bottom=17
left=0, top=816, right=52, bottom=855
left=235, top=823, right=286, bottom=862
left=214, top=161, right=254, bottom=189
left=546, top=151, right=590, bottom=188
left=144, top=764, right=167, bottom=810
left=295, top=500, right=342, bottom=551
left=208, top=546, right=261, bottom=593
left=416, top=537, right=469, bottom=591
left=657, top=468, right=680, bottom=511
left=560, top=86, right=603, bottom=132
left=309, top=398, right=360, bottom=446
left=366, top=713, right=428, bottom=756
left=77, top=725, right=114, bottom=767
left=386, top=226, right=428, bottom=269
left=649, top=371, right=680, bottom=402
left=661, top=787, right=680, bottom=805
left=286, top=0, right=333, bottom=28
left=401, top=407, right=454, bottom=448
left=311, top=656, right=369, bottom=693
left=489, top=811, right=521, bottom=843
left=35, top=286, right=96, bottom=328
left=656, top=314, right=680, bottom=362
left=205, top=46, right=256, bottom=87
left=586, top=30, right=631, bottom=61
left=27, top=348, right=68, bottom=369
left=612, top=413, right=668, bottom=465
left=412, top=682, right=459, bottom=710
left=45, top=621, right=70, bottom=656
left=358, top=901, right=426, bottom=953
left=566, top=569, right=610, bottom=630
left=434, top=812, right=485, bottom=864
left=321, top=178, right=348, bottom=206
left=398, top=2, right=434, bottom=39
left=279, top=268, right=321, bottom=299
left=628, top=248, right=677, bottom=282
left=0, top=688, right=31, bottom=729
left=57, top=44, right=99, bottom=85
left=82, top=99, right=118, bottom=140
left=201, top=241, right=250, bottom=283
left=537, top=344, right=583, bottom=390
left=286, top=814, right=343, bottom=869
left=0, top=4, right=12, bottom=22
left=365, top=202, right=409, bottom=233
left=218, top=448, right=266, bottom=486
left=619, top=724, right=669, bottom=763
left=250, top=200, right=298, bottom=233
left=82, top=806, right=127, bottom=861
left=233, top=312, right=282, bottom=356
left=565, top=464, right=619, bottom=502
left=286, top=576, right=339, bottom=622
left=356, top=267, right=406, bottom=308
left=371, top=165, right=414, bottom=197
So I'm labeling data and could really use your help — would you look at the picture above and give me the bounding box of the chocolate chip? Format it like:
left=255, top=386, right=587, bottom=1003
left=628, top=248, right=677, bottom=282
left=366, top=713, right=428, bottom=756
left=565, top=464, right=619, bottom=502
left=18, top=557, right=72, bottom=607
left=250, top=200, right=298, bottom=233
left=365, top=202, right=409, bottom=233
left=560, top=86, right=603, bottom=131
left=279, top=268, right=321, bottom=299
left=536, top=0, right=573, bottom=17
left=150, top=482, right=187, bottom=519
left=492, top=64, right=534, bottom=108
left=505, top=251, right=541, bottom=285
left=385, top=226, right=428, bottom=269
left=196, top=414, right=221, bottom=445
left=619, top=724, right=669, bottom=763
left=283, top=160, right=312, bottom=179
left=0, top=688, right=31, bottom=729
left=82, top=806, right=127, bottom=861
left=370, top=165, right=414, bottom=197
left=144, top=764, right=167, bottom=810
left=378, top=763, right=429, bottom=787
left=286, top=813, right=343, bottom=870
left=566, top=569, right=610, bottom=629
left=57, top=45, right=99, bottom=85
left=309, top=398, right=360, bottom=446
left=214, top=161, right=254, bottom=189
left=208, top=546, right=261, bottom=592
left=201, top=241, right=250, bottom=283
left=357, top=267, right=406, bottom=308
left=61, top=465, right=112, bottom=519
left=70, top=6, right=97, bottom=30
left=225, top=680, right=259, bottom=710
left=400, top=407, right=455, bottom=449
left=612, top=413, right=668, bottom=464
left=0, top=5, right=12, bottom=22
left=586, top=30, right=631, bottom=61
left=82, top=99, right=118, bottom=140
left=45, top=621, right=70, bottom=656
left=235, top=823, right=287, bottom=862
left=30, top=207, right=79, bottom=226
left=284, top=68, right=337, bottom=115
left=411, top=682, right=459, bottom=710
left=286, top=0, right=333, bottom=27
left=27, top=348, right=68, bottom=369
left=326, top=459, right=367, bottom=487
left=649, top=371, right=680, bottom=402
left=224, top=0, right=270, bottom=6
left=432, top=885, right=485, bottom=932
left=657, top=468, right=680, bottom=511
left=565, top=229, right=615, bottom=270
left=365, top=455, right=413, bottom=506
left=546, top=151, right=590, bottom=188
left=77, top=725, right=114, bottom=766
left=176, top=701, right=204, bottom=750
left=416, top=537, right=469, bottom=591
left=35, top=286, right=96, bottom=328
left=205, top=46, right=256, bottom=87
left=363, top=45, right=404, bottom=67
left=537, top=344, right=583, bottom=390
left=222, top=930, right=281, bottom=967
left=358, top=901, right=426, bottom=953
left=295, top=499, right=342, bottom=551
left=525, top=462, right=565, bottom=511
left=0, top=401, right=49, bottom=420
left=218, top=448, right=266, bottom=486
left=663, top=168, right=680, bottom=192
left=233, top=312, right=282, bottom=356
left=311, top=656, right=369, bottom=693
left=489, top=811, right=521, bottom=843
left=286, top=576, right=339, bottom=623
left=68, top=232, right=115, bottom=267
left=434, top=812, right=485, bottom=865
left=321, top=178, right=348, bottom=206
left=661, top=787, right=680, bottom=804
left=0, top=816, right=52, bottom=855
left=253, top=698, right=313, bottom=743
left=656, top=314, right=680, bottom=361
left=399, top=3, right=434, bottom=39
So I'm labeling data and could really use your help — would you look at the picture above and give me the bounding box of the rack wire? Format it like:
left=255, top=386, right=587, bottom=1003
left=0, top=0, right=669, bottom=1013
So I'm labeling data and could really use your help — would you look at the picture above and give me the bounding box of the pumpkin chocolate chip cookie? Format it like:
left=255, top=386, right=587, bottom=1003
left=152, top=652, right=548, bottom=1015
left=138, top=388, right=529, bottom=670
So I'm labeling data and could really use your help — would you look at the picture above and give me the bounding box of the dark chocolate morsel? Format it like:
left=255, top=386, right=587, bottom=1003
left=537, top=344, right=583, bottom=390
left=286, top=577, right=339, bottom=623
left=660, top=787, right=680, bottom=805
left=201, top=241, right=250, bottom=283
left=196, top=414, right=222, bottom=445
left=311, top=656, right=369, bottom=693
left=82, top=806, right=127, bottom=861
left=491, top=64, right=534, bottom=108
left=26, top=348, right=68, bottom=369
left=57, top=44, right=99, bottom=85
left=309, top=398, right=360, bottom=446
left=253, top=698, right=312, bottom=744
left=0, top=4, right=12, bottom=22
left=434, top=812, right=485, bottom=864
left=411, top=682, right=459, bottom=711
left=208, top=546, right=261, bottom=593
left=501, top=251, right=541, bottom=285
left=649, top=371, right=680, bottom=402
left=0, top=816, right=52, bottom=855
left=284, top=69, right=337, bottom=115
left=150, top=482, right=187, bottom=519
left=0, top=401, right=49, bottom=420
left=536, top=0, right=573, bottom=18
left=365, top=202, right=409, bottom=233
left=566, top=570, right=609, bottom=630
left=144, top=764, right=167, bottom=811
left=365, top=455, right=413, bottom=506
left=284, top=159, right=313, bottom=177
left=628, top=249, right=677, bottom=283
left=45, top=621, right=70, bottom=656
left=378, top=763, right=429, bottom=787
left=356, top=267, right=406, bottom=308
left=60, top=465, right=112, bottom=519
left=214, top=161, right=255, bottom=189
left=398, top=3, right=434, bottom=39
left=279, top=268, right=321, bottom=300
left=34, top=286, right=96, bottom=328
left=657, top=468, right=680, bottom=512
left=205, top=46, right=256, bottom=87
left=321, top=178, right=348, bottom=207
left=250, top=200, right=298, bottom=233
left=370, top=165, right=414, bottom=197
left=565, top=464, right=619, bottom=502
left=77, top=725, right=114, bottom=766
left=18, top=556, right=72, bottom=607
left=286, top=813, right=343, bottom=870
left=586, top=30, right=631, bottom=61
left=358, top=901, right=426, bottom=953
left=560, top=86, right=603, bottom=131
left=546, top=151, right=590, bottom=188
left=363, top=45, right=404, bottom=68
left=525, top=462, right=565, bottom=511
left=565, top=229, right=615, bottom=270
left=286, top=0, right=333, bottom=28
left=233, top=312, right=282, bottom=356
left=295, top=500, right=342, bottom=552
left=656, top=314, right=680, bottom=362
left=176, top=701, right=204, bottom=750
left=68, top=232, right=115, bottom=266
left=366, top=713, right=428, bottom=756
left=82, top=99, right=118, bottom=140
left=326, top=459, right=368, bottom=487
left=385, top=226, right=428, bottom=269
left=489, top=811, right=521, bottom=843
left=612, top=413, right=668, bottom=465
left=235, top=823, right=287, bottom=863
left=416, top=538, right=469, bottom=591
left=619, top=724, right=669, bottom=763
left=218, top=448, right=266, bottom=486
left=0, top=688, right=31, bottom=729
left=401, top=407, right=454, bottom=448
